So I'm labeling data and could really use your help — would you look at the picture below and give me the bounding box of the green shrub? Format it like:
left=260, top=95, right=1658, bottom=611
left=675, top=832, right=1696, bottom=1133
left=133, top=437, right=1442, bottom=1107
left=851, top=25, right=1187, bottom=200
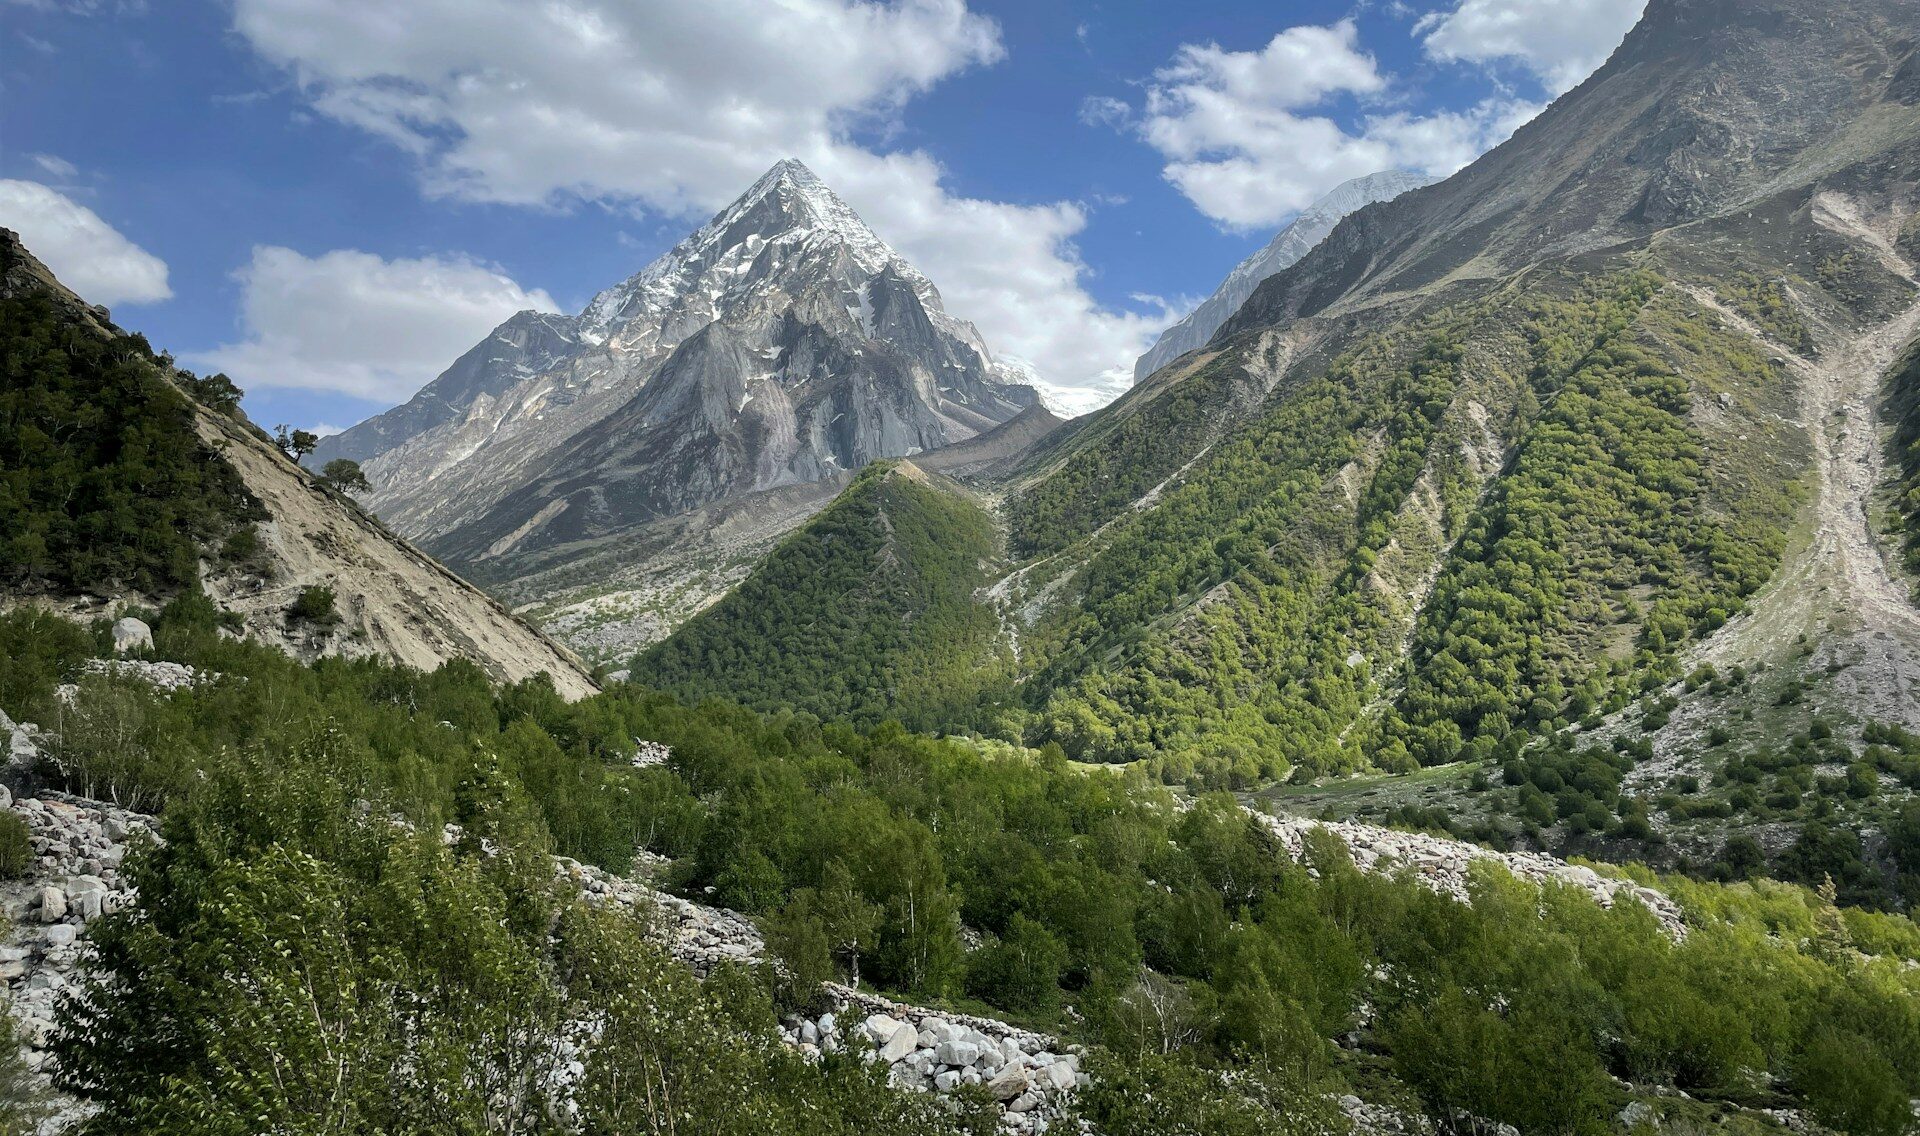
left=0, top=814, right=32, bottom=879
left=287, top=585, right=340, bottom=628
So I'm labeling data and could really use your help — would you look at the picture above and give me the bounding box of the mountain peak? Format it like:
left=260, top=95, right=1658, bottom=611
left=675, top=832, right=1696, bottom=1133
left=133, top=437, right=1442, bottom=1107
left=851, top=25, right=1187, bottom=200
left=579, top=156, right=906, bottom=339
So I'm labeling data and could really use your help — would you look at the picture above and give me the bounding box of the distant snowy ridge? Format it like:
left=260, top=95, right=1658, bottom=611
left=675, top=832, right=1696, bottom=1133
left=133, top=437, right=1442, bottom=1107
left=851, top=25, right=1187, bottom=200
left=1133, top=170, right=1435, bottom=382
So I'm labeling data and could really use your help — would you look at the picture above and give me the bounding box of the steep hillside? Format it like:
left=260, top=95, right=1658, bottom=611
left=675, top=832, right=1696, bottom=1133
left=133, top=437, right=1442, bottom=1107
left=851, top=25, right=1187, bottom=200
left=0, top=229, right=597, bottom=699
left=1132, top=169, right=1433, bottom=382
left=630, top=460, right=1008, bottom=728
left=642, top=0, right=1920, bottom=892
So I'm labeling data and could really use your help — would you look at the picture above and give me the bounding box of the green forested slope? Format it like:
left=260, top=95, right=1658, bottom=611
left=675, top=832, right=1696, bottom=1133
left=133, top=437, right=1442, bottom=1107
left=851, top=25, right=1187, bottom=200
left=9, top=608, right=1919, bottom=1135
left=631, top=461, right=1009, bottom=728
left=0, top=236, right=262, bottom=596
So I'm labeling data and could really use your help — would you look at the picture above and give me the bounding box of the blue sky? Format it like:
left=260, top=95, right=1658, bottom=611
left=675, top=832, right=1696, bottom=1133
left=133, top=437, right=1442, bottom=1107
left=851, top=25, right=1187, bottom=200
left=2, top=0, right=1643, bottom=426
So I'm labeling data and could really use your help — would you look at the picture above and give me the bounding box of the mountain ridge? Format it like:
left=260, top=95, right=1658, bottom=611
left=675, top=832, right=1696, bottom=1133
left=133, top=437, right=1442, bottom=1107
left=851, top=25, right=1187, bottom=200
left=636, top=0, right=1920, bottom=891
left=1132, top=169, right=1435, bottom=382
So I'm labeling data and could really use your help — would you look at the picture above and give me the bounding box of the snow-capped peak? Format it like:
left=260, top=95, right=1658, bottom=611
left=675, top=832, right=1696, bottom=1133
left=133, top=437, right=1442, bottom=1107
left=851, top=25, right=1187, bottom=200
left=579, top=158, right=939, bottom=340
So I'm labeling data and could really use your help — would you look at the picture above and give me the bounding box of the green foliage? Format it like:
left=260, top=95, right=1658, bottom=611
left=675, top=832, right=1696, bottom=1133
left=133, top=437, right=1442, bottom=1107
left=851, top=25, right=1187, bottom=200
left=1021, top=271, right=1758, bottom=787
left=1721, top=271, right=1815, bottom=355
left=0, top=1003, right=48, bottom=1135
left=1008, top=356, right=1235, bottom=559
left=272, top=424, right=319, bottom=462
left=0, top=814, right=31, bottom=880
left=287, top=584, right=340, bottom=628
left=634, top=462, right=1010, bottom=729
left=52, top=737, right=989, bottom=1136
left=0, top=267, right=262, bottom=597
left=1883, top=338, right=1920, bottom=590
left=1388, top=276, right=1786, bottom=763
left=0, top=608, right=96, bottom=724
left=1073, top=1050, right=1346, bottom=1136
left=7, top=605, right=1918, bottom=1133
left=317, top=458, right=371, bottom=494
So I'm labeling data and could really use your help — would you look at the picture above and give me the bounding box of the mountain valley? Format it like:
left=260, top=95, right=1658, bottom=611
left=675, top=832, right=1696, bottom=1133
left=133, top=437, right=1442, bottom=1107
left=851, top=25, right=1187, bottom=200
left=5, top=0, right=1920, bottom=1132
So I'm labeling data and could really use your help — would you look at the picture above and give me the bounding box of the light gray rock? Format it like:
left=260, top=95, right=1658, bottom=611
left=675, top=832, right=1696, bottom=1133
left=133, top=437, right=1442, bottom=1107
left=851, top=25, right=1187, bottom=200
left=877, top=1021, right=919, bottom=1063
left=111, top=617, right=152, bottom=654
left=987, top=1064, right=1031, bottom=1102
left=35, top=886, right=64, bottom=923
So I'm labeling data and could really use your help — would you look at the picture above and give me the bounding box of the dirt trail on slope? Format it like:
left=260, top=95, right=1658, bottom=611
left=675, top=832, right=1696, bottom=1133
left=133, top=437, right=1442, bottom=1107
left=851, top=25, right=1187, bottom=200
left=1648, top=201, right=1920, bottom=768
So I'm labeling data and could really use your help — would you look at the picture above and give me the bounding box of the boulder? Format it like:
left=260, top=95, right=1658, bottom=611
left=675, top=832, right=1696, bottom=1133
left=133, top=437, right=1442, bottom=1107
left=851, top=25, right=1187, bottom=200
left=36, top=886, right=65, bottom=923
left=934, top=1039, right=982, bottom=1067
left=112, top=617, right=152, bottom=654
left=987, top=1064, right=1031, bottom=1101
left=877, top=1022, right=920, bottom=1063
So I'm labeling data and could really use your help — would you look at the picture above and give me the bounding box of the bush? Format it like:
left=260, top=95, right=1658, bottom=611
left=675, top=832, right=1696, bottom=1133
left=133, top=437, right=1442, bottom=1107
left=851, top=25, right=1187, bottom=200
left=0, top=814, right=31, bottom=879
left=287, top=585, right=340, bottom=629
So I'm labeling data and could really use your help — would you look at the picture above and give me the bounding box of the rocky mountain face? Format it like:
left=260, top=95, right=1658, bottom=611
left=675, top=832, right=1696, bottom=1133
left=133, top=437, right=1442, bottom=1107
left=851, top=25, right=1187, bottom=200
left=1132, top=170, right=1434, bottom=382
left=313, top=309, right=583, bottom=467
left=317, top=159, right=1035, bottom=567
left=316, top=159, right=1040, bottom=660
left=643, top=0, right=1920, bottom=886
left=0, top=230, right=597, bottom=700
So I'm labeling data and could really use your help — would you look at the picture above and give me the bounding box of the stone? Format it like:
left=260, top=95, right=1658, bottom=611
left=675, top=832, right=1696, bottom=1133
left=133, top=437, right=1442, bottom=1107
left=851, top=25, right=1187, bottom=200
left=1008, top=1091, right=1042, bottom=1113
left=987, top=1064, right=1031, bottom=1101
left=44, top=924, right=76, bottom=948
left=36, top=886, right=65, bottom=923
left=877, top=1022, right=920, bottom=1063
left=934, top=1069, right=960, bottom=1091
left=112, top=617, right=153, bottom=654
left=1041, top=1061, right=1076, bottom=1091
left=862, top=1014, right=900, bottom=1044
left=934, top=1039, right=982, bottom=1067
left=1619, top=1101, right=1659, bottom=1130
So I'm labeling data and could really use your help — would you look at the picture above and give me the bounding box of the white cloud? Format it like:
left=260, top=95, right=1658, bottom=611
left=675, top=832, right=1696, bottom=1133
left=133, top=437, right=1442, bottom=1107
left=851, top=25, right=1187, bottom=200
left=1121, top=20, right=1540, bottom=230
left=1419, top=0, right=1646, bottom=95
left=29, top=153, right=78, bottom=179
left=193, top=247, right=558, bottom=403
left=0, top=179, right=170, bottom=305
left=1078, top=95, right=1132, bottom=130
left=227, top=0, right=1166, bottom=410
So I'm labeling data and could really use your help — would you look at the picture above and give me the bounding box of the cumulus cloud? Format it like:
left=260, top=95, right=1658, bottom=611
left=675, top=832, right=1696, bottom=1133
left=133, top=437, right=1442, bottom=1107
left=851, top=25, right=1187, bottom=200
left=0, top=179, right=170, bottom=305
left=227, top=0, right=1166, bottom=410
left=1114, top=20, right=1540, bottom=230
left=1418, top=0, right=1646, bottom=95
left=193, top=247, right=558, bottom=403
